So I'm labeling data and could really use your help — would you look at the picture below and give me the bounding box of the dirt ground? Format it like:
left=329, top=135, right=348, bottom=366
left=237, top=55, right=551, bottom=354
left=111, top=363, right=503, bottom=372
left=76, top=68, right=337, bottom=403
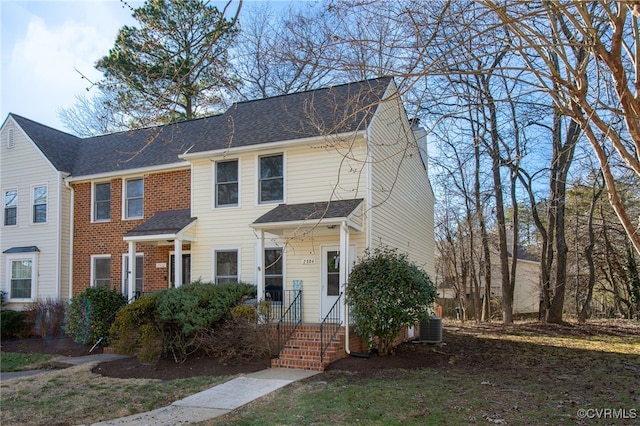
left=1, top=320, right=638, bottom=381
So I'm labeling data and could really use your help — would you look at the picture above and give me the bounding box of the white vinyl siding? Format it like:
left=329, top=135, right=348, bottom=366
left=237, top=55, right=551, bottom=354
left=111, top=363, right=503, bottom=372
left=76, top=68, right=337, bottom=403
left=1, top=120, right=71, bottom=307
left=189, top=138, right=369, bottom=322
left=367, top=86, right=435, bottom=277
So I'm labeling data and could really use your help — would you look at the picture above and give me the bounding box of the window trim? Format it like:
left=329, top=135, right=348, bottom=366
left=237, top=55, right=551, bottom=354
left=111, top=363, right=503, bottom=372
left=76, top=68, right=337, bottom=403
left=212, top=247, right=241, bottom=284
left=31, top=184, right=47, bottom=224
left=91, top=254, right=112, bottom=288
left=92, top=181, right=111, bottom=223
left=213, top=159, right=240, bottom=209
left=257, top=153, right=285, bottom=205
left=5, top=253, right=37, bottom=301
left=122, top=177, right=144, bottom=220
left=3, top=188, right=18, bottom=226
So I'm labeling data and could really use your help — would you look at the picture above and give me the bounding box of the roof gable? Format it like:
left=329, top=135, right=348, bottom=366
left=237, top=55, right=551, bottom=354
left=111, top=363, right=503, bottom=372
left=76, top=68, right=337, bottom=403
left=9, top=114, right=81, bottom=173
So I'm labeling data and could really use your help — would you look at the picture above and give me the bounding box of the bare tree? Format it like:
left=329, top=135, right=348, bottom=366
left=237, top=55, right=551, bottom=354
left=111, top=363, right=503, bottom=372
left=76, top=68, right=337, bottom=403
left=479, top=1, right=640, bottom=257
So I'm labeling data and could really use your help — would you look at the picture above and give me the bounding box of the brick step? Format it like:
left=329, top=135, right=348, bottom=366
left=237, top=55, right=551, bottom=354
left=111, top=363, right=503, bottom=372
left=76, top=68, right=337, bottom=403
left=284, top=331, right=344, bottom=341
left=274, top=325, right=347, bottom=371
left=271, top=357, right=328, bottom=371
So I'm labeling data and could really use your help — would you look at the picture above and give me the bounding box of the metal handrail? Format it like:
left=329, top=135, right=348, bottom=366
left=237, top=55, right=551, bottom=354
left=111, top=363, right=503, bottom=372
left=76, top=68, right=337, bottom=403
left=275, top=290, right=302, bottom=357
left=319, top=292, right=343, bottom=363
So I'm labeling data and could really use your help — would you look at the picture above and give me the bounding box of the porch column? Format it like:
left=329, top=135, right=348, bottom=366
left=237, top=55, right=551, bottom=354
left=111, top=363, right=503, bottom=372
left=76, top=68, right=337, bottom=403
left=174, top=239, right=183, bottom=287
left=340, top=221, right=350, bottom=320
left=127, top=241, right=136, bottom=301
left=256, top=229, right=265, bottom=301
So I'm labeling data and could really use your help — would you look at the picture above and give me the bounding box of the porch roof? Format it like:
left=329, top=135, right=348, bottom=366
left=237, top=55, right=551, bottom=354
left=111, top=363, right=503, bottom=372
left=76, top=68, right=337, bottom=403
left=123, top=209, right=196, bottom=243
left=251, top=199, right=364, bottom=231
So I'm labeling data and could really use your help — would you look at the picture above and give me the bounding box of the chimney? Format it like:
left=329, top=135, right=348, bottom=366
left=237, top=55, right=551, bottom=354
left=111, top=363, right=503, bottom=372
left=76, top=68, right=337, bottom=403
left=410, top=118, right=428, bottom=175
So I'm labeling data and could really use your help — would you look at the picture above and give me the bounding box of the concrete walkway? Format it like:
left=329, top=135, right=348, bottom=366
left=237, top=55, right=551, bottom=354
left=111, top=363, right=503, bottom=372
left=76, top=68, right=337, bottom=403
left=1, top=353, right=319, bottom=425
left=89, top=368, right=320, bottom=425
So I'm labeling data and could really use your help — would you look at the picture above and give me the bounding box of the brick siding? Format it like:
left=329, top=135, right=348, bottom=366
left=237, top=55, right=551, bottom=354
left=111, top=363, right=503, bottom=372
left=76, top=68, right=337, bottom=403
left=72, top=169, right=191, bottom=296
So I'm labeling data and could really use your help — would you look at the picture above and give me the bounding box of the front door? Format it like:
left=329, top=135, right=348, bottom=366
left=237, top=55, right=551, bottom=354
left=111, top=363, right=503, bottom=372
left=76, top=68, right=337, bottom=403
left=321, top=245, right=355, bottom=319
left=169, top=253, right=191, bottom=287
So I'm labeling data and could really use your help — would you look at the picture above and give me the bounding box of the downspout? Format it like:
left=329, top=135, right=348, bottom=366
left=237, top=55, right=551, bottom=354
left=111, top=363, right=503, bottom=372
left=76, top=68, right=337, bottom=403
left=64, top=177, right=74, bottom=300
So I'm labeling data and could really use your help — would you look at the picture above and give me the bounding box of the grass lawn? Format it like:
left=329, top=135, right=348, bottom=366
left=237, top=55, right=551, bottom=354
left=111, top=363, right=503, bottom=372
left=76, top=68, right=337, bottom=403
left=0, top=352, right=54, bottom=372
left=1, top=320, right=638, bottom=425
left=200, top=320, right=640, bottom=426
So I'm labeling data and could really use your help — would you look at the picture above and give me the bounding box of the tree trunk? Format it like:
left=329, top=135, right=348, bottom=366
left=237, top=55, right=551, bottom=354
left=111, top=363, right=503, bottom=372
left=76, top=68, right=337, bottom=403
left=578, top=180, right=603, bottom=323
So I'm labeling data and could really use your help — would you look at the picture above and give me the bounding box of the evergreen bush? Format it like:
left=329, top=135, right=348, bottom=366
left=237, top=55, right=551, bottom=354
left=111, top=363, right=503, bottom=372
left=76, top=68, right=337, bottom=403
left=345, top=247, right=437, bottom=355
left=65, top=287, right=127, bottom=345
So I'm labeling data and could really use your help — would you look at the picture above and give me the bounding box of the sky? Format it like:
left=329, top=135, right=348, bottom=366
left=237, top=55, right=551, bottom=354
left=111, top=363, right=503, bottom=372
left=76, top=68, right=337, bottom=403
left=1, top=0, right=144, bottom=131
left=0, top=0, right=290, bottom=133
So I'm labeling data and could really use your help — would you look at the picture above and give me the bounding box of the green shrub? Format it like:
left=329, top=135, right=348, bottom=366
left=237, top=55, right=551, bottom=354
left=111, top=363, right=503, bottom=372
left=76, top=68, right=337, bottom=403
left=65, top=287, right=127, bottom=345
left=1, top=310, right=28, bottom=339
left=155, top=281, right=256, bottom=360
left=156, top=281, right=256, bottom=336
left=345, top=247, right=437, bottom=355
left=109, top=294, right=159, bottom=357
left=230, top=304, right=258, bottom=322
left=23, top=298, right=67, bottom=338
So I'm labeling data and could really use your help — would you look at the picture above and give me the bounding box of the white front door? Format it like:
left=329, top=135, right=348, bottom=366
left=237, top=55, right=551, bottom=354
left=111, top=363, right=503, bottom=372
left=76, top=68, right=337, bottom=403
left=321, top=245, right=355, bottom=319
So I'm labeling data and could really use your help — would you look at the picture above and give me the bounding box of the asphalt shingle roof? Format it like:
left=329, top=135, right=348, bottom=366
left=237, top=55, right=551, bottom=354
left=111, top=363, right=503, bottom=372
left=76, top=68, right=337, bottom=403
left=9, top=77, right=392, bottom=177
left=124, top=209, right=195, bottom=237
left=10, top=114, right=81, bottom=173
left=190, top=77, right=392, bottom=153
left=253, top=199, right=364, bottom=224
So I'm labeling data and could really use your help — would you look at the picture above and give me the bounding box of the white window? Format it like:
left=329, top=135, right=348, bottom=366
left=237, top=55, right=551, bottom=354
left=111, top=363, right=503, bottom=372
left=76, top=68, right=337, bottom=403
left=214, top=249, right=239, bottom=284
left=124, top=178, right=143, bottom=219
left=4, top=189, right=17, bottom=226
left=91, top=255, right=111, bottom=288
left=122, top=254, right=143, bottom=298
left=258, top=154, right=284, bottom=204
left=215, top=159, right=239, bottom=207
left=93, top=182, right=111, bottom=222
left=5, top=253, right=37, bottom=301
left=32, top=185, right=47, bottom=224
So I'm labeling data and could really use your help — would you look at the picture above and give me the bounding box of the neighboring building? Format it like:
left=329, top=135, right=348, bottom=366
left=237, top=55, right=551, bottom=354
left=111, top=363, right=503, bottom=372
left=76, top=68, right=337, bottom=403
left=0, top=115, right=79, bottom=309
left=436, top=241, right=541, bottom=316
left=1, top=78, right=435, bottom=368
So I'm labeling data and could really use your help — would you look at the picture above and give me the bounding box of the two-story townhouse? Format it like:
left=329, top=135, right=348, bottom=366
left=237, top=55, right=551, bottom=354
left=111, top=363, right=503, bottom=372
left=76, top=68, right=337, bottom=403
left=0, top=115, right=79, bottom=310
left=180, top=77, right=435, bottom=367
left=2, top=77, right=434, bottom=369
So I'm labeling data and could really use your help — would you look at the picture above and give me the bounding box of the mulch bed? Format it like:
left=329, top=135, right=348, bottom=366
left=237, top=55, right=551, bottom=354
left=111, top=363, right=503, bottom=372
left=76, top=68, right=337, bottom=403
left=3, top=321, right=637, bottom=381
